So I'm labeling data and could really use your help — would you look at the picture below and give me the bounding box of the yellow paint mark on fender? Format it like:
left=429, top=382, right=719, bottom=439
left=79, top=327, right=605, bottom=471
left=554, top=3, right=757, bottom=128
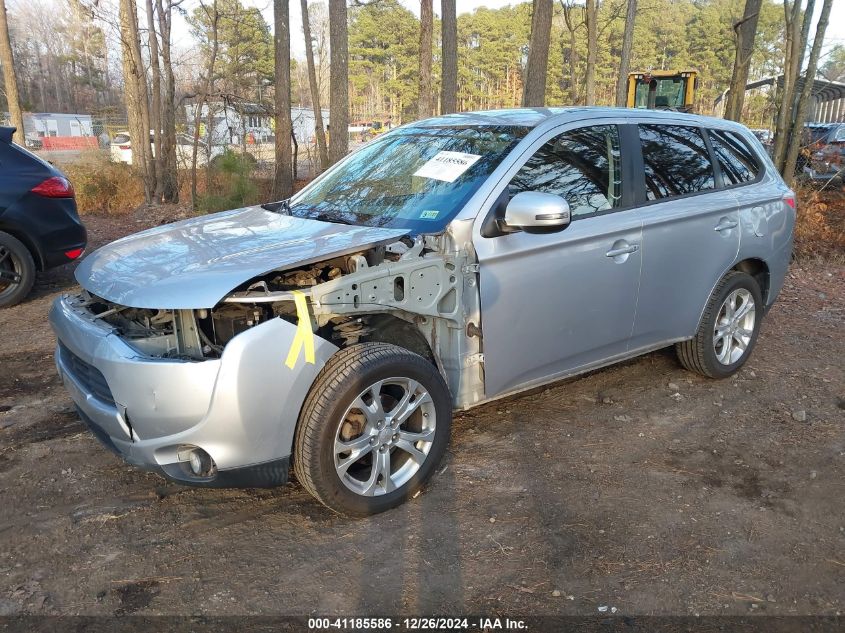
left=285, top=290, right=316, bottom=369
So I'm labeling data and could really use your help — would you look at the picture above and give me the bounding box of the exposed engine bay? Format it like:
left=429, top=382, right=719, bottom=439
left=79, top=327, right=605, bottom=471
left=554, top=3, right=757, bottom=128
left=76, top=228, right=486, bottom=408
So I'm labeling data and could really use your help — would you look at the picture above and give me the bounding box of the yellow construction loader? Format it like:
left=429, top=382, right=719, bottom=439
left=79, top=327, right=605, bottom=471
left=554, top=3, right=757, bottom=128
left=626, top=70, right=699, bottom=112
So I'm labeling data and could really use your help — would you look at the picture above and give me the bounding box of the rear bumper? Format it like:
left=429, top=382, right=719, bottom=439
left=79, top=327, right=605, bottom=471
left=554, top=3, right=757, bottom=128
left=0, top=195, right=86, bottom=270
left=50, top=293, right=338, bottom=487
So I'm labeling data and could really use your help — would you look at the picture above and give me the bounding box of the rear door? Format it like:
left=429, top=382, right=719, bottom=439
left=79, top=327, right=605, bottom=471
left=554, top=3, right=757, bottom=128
left=474, top=122, right=643, bottom=397
left=629, top=123, right=740, bottom=349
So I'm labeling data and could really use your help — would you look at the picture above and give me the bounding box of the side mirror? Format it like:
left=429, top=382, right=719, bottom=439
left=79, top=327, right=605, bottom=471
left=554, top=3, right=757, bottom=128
left=503, top=191, right=571, bottom=232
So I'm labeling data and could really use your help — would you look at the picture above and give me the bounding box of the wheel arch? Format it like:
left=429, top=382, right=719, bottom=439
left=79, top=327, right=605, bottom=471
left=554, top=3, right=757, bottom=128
left=690, top=257, right=771, bottom=342
left=730, top=258, right=771, bottom=306
left=0, top=224, right=45, bottom=270
left=325, top=312, right=438, bottom=366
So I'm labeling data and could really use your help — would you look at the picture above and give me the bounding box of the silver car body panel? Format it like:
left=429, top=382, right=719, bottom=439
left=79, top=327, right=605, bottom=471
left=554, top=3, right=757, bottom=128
left=52, top=107, right=795, bottom=486
left=50, top=293, right=338, bottom=475
left=468, top=110, right=793, bottom=399
left=74, top=206, right=408, bottom=309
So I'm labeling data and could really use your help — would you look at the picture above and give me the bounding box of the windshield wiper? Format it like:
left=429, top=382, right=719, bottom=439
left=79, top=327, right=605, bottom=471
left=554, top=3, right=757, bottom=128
left=314, top=212, right=354, bottom=226
left=261, top=199, right=290, bottom=215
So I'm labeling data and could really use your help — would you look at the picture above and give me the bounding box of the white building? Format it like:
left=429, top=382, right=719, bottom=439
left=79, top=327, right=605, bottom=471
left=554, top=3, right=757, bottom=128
left=185, top=101, right=329, bottom=147
left=3, top=112, right=94, bottom=145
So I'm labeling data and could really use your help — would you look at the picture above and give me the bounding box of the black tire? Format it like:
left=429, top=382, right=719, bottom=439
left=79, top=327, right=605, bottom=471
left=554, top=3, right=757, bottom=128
left=0, top=231, right=36, bottom=309
left=294, top=342, right=451, bottom=516
left=676, top=271, right=763, bottom=379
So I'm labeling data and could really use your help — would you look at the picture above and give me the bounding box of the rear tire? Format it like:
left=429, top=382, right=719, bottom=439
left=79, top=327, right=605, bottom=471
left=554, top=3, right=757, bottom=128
left=676, top=271, right=763, bottom=379
left=294, top=343, right=451, bottom=516
left=0, top=231, right=36, bottom=308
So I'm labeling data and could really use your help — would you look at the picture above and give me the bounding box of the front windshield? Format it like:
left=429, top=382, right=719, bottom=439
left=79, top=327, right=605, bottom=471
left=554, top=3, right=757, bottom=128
left=289, top=125, right=528, bottom=233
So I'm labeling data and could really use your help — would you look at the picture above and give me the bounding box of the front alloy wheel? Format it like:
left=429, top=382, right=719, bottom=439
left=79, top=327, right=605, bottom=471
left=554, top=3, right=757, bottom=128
left=295, top=343, right=451, bottom=516
left=334, top=377, right=436, bottom=497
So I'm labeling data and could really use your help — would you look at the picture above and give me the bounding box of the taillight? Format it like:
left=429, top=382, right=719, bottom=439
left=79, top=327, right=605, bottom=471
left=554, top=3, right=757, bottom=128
left=64, top=248, right=84, bottom=260
left=119, top=144, right=131, bottom=150
left=32, top=176, right=75, bottom=198
left=784, top=195, right=796, bottom=209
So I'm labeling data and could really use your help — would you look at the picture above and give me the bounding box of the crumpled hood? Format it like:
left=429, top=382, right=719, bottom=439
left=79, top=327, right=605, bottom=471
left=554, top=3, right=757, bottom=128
left=75, top=206, right=408, bottom=309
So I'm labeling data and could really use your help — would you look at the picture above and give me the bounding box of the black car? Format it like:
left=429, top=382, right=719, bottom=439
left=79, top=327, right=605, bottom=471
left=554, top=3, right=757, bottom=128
left=0, top=126, right=86, bottom=307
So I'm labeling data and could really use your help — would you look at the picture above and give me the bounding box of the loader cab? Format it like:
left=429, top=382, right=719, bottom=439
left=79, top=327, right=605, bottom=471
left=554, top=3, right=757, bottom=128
left=627, top=70, right=699, bottom=112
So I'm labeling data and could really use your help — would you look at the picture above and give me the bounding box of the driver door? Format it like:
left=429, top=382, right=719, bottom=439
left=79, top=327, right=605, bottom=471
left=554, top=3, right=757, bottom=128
left=473, top=123, right=643, bottom=398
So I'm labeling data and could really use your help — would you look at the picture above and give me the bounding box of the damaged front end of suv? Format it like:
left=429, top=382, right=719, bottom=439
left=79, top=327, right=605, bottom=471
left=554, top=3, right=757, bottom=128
left=51, top=210, right=484, bottom=489
left=50, top=120, right=528, bottom=514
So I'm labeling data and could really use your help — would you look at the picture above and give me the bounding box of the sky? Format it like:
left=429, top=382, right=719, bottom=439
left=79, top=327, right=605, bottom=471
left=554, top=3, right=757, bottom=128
left=169, top=0, right=845, bottom=71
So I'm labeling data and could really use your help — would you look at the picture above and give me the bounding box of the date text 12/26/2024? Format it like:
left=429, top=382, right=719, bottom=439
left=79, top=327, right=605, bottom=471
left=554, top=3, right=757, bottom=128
left=308, top=617, right=528, bottom=631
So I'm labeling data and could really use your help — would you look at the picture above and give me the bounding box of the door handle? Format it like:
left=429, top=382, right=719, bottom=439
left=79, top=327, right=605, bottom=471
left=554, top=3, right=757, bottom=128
left=605, top=244, right=639, bottom=258
left=714, top=219, right=738, bottom=232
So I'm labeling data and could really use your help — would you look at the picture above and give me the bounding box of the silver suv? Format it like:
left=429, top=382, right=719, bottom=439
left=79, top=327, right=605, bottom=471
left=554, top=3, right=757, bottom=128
left=51, top=108, right=795, bottom=516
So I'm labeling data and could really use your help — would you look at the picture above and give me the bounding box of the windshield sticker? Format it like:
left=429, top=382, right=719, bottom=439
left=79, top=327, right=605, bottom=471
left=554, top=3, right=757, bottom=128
left=419, top=209, right=440, bottom=220
left=413, top=151, right=482, bottom=182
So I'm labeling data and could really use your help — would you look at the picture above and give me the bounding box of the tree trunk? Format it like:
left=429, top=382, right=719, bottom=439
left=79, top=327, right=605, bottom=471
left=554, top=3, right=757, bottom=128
left=771, top=0, right=805, bottom=170
left=522, top=0, right=553, bottom=107
left=273, top=0, right=294, bottom=199
left=418, top=0, right=433, bottom=119
left=614, top=0, right=636, bottom=107
left=562, top=2, right=580, bottom=104
left=328, top=0, right=348, bottom=164
left=782, top=0, right=832, bottom=185
left=191, top=0, right=219, bottom=211
left=788, top=0, right=815, bottom=125
left=157, top=0, right=179, bottom=203
left=723, top=0, right=763, bottom=121
left=585, top=0, right=598, bottom=106
left=120, top=0, right=155, bottom=203
left=145, top=0, right=164, bottom=201
left=0, top=0, right=24, bottom=144
left=301, top=0, right=328, bottom=170
left=440, top=0, right=457, bottom=114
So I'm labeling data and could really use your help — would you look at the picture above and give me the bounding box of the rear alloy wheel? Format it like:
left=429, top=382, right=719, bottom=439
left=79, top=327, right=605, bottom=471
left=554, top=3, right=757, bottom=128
left=676, top=271, right=763, bottom=378
left=713, top=288, right=756, bottom=366
left=0, top=232, right=36, bottom=308
left=294, top=343, right=451, bottom=516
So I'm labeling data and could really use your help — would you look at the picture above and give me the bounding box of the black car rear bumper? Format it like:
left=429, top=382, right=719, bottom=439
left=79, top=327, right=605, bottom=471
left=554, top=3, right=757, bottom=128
left=0, top=195, right=87, bottom=270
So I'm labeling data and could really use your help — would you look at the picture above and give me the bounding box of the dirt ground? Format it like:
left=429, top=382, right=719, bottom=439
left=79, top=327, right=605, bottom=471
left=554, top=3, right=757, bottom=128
left=0, top=208, right=843, bottom=618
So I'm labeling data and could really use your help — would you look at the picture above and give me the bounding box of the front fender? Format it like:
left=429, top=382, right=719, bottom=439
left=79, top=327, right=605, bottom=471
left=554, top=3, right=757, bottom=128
left=193, top=316, right=340, bottom=469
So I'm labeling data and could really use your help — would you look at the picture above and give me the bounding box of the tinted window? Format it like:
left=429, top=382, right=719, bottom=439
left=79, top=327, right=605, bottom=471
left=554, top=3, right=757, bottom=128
left=112, top=133, right=131, bottom=144
left=509, top=125, right=622, bottom=218
left=709, top=130, right=758, bottom=185
left=638, top=124, right=715, bottom=200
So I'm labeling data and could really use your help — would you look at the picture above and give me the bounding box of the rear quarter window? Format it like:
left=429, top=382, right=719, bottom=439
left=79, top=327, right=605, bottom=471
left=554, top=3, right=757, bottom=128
left=638, top=124, right=715, bottom=200
left=708, top=129, right=760, bottom=185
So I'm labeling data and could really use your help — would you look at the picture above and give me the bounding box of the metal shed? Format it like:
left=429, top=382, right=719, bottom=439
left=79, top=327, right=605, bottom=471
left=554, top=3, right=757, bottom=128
left=713, top=75, right=845, bottom=123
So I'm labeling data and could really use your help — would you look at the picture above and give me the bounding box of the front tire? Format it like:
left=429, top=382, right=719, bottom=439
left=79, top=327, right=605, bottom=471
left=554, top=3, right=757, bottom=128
left=0, top=231, right=36, bottom=308
left=676, top=271, right=763, bottom=379
left=294, top=343, right=452, bottom=516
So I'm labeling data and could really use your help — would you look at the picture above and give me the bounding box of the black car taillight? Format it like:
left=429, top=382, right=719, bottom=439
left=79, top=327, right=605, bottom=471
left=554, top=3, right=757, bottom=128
left=32, top=176, right=75, bottom=198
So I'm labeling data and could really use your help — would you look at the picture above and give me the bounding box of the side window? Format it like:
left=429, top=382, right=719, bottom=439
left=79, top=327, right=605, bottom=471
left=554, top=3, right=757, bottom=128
left=638, top=124, right=715, bottom=200
left=509, top=125, right=622, bottom=218
left=709, top=129, right=759, bottom=185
